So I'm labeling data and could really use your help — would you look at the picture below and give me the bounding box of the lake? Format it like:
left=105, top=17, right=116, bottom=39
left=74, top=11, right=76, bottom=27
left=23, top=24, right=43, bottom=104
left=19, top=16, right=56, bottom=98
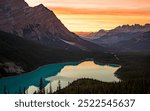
left=0, top=61, right=120, bottom=94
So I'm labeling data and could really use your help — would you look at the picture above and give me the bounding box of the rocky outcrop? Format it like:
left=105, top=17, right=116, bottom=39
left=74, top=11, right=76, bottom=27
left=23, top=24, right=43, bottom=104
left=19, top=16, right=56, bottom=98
left=0, top=62, right=24, bottom=77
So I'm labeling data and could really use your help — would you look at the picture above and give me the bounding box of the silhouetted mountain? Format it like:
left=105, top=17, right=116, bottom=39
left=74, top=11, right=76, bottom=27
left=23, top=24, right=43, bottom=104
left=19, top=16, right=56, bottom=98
left=0, top=31, right=86, bottom=77
left=88, top=24, right=150, bottom=39
left=109, top=24, right=150, bottom=34
left=93, top=32, right=140, bottom=46
left=86, top=30, right=108, bottom=39
left=0, top=0, right=103, bottom=52
left=87, top=24, right=150, bottom=52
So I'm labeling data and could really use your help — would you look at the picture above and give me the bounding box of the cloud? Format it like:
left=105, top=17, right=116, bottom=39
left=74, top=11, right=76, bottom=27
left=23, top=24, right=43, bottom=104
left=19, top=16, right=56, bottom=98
left=49, top=6, right=150, bottom=16
left=25, top=0, right=150, bottom=32
left=25, top=0, right=150, bottom=9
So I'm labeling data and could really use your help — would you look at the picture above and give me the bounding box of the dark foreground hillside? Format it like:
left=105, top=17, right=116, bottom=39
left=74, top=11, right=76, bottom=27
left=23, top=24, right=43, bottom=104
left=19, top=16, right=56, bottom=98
left=0, top=31, right=86, bottom=77
left=55, top=79, right=150, bottom=94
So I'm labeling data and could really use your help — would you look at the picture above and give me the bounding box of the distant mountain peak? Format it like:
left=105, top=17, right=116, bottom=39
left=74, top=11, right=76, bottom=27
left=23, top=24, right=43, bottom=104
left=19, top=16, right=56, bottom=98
left=110, top=24, right=150, bottom=34
left=35, top=4, right=49, bottom=10
left=85, top=29, right=107, bottom=39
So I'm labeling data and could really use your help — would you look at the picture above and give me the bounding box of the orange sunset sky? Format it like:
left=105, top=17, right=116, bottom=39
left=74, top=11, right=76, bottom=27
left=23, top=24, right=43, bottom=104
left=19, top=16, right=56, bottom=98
left=25, top=0, right=150, bottom=32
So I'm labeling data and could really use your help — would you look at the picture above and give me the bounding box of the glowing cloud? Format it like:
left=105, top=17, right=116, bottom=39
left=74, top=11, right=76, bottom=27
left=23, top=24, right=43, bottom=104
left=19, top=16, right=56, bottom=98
left=25, top=0, right=150, bottom=32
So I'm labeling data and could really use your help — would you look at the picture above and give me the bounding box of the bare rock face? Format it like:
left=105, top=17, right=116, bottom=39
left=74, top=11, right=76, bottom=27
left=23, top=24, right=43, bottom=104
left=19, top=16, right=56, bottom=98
left=0, top=0, right=101, bottom=51
left=0, top=0, right=28, bottom=33
left=87, top=24, right=150, bottom=39
left=89, top=24, right=150, bottom=52
left=108, top=24, right=150, bottom=35
left=0, top=0, right=74, bottom=40
left=0, top=0, right=28, bottom=10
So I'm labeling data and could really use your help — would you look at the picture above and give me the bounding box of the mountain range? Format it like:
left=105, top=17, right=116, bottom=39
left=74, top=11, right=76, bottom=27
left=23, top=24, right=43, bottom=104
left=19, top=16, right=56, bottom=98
left=0, top=0, right=102, bottom=52
left=0, top=0, right=150, bottom=77
left=85, top=24, right=150, bottom=52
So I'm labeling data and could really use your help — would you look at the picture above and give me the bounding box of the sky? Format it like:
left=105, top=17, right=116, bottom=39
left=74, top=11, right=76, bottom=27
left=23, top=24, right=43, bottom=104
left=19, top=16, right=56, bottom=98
left=25, top=0, right=150, bottom=32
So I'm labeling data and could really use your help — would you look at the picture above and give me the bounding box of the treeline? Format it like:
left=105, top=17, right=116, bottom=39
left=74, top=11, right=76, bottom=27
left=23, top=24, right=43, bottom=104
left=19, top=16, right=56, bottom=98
left=94, top=52, right=150, bottom=80
left=55, top=79, right=150, bottom=94
left=3, top=78, right=60, bottom=94
left=3, top=78, right=150, bottom=94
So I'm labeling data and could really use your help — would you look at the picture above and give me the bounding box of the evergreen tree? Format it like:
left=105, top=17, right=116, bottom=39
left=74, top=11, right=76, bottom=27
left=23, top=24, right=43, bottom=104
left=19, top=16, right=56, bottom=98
left=57, top=80, right=61, bottom=91
left=39, top=78, right=45, bottom=94
left=33, top=91, right=37, bottom=94
left=49, top=82, right=52, bottom=94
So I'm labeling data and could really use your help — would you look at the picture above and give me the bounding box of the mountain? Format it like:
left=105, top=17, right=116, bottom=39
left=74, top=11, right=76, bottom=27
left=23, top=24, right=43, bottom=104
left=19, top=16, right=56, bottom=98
left=86, top=30, right=108, bottom=39
left=112, top=31, right=150, bottom=52
left=88, top=24, right=150, bottom=39
left=87, top=24, right=150, bottom=52
left=108, top=24, right=150, bottom=34
left=0, top=0, right=102, bottom=52
left=0, top=31, right=86, bottom=77
left=92, top=32, right=140, bottom=46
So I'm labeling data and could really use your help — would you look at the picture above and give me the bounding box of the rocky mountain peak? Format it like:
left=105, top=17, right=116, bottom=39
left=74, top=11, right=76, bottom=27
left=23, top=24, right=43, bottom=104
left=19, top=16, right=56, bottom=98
left=0, top=0, right=28, bottom=11
left=108, top=24, right=150, bottom=35
left=86, top=29, right=107, bottom=39
left=0, top=0, right=102, bottom=52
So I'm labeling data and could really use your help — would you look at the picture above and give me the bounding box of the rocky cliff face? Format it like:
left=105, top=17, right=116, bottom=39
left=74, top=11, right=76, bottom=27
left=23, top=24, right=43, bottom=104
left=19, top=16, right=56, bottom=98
left=0, top=0, right=101, bottom=51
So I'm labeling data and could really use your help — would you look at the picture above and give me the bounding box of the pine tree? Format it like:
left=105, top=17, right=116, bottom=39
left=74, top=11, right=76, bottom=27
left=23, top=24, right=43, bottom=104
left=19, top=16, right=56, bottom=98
left=57, top=80, right=61, bottom=91
left=49, top=82, right=52, bottom=94
left=39, top=78, right=45, bottom=94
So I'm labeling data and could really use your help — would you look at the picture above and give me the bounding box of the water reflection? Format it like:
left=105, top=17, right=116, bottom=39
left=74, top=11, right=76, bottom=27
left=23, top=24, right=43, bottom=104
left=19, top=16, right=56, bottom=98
left=44, top=61, right=120, bottom=93
left=0, top=61, right=120, bottom=94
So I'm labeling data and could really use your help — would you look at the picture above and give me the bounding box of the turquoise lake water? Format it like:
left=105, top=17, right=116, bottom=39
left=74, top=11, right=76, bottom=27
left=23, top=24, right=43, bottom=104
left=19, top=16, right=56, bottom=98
left=0, top=61, right=120, bottom=94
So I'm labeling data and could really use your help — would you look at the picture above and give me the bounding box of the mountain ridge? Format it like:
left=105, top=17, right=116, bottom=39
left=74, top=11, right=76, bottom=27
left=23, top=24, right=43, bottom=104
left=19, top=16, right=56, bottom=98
left=85, top=24, right=150, bottom=52
left=0, top=0, right=103, bottom=52
left=0, top=31, right=87, bottom=77
left=86, top=24, right=150, bottom=39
